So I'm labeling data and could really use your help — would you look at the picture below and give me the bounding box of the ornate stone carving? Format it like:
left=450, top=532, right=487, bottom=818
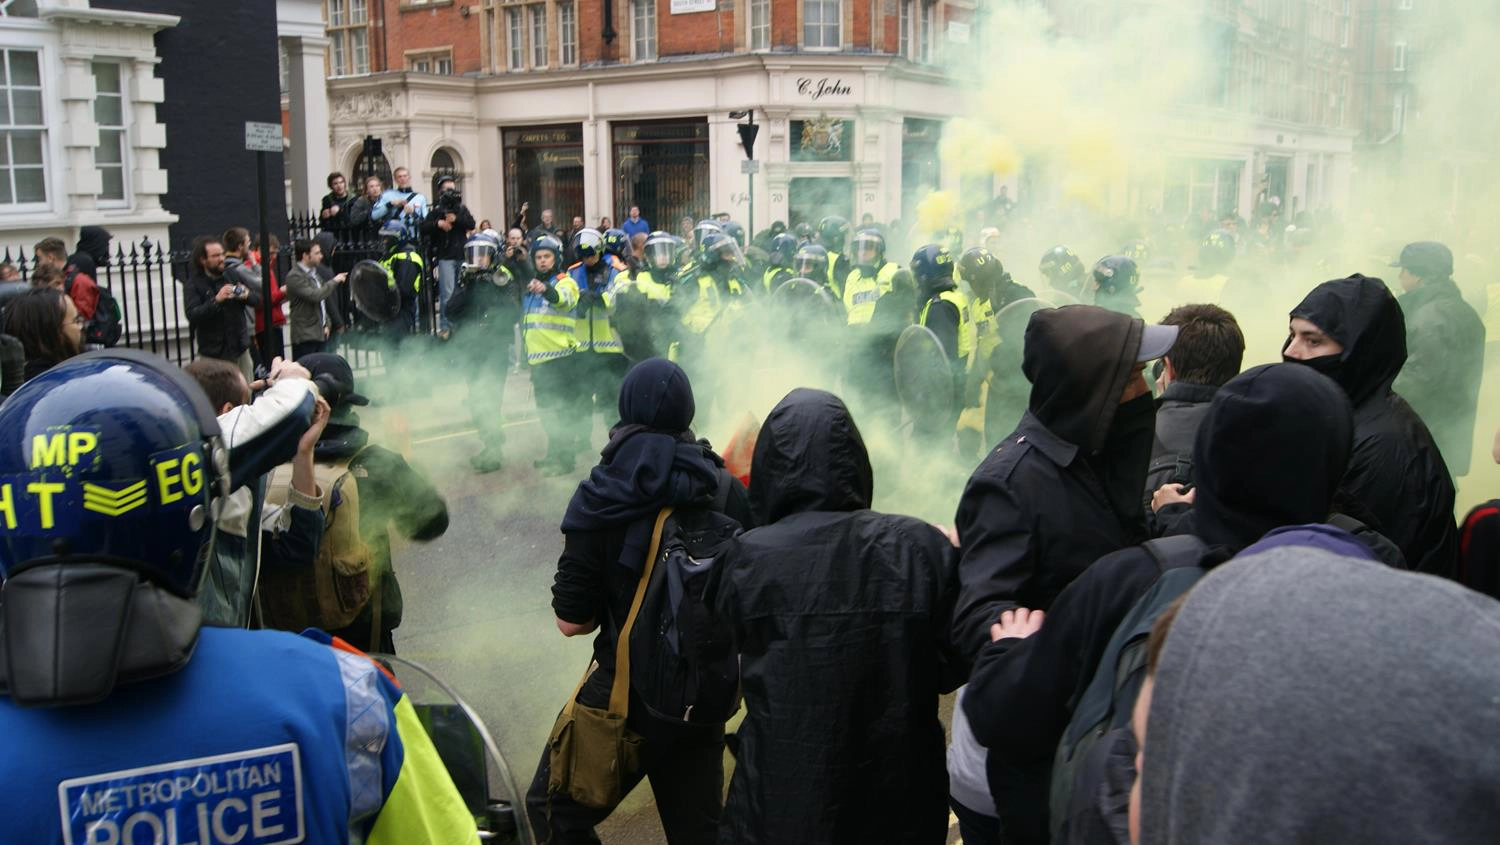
left=330, top=91, right=396, bottom=121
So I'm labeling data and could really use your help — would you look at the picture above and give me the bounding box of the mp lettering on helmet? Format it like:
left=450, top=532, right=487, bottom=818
left=29, top=428, right=100, bottom=474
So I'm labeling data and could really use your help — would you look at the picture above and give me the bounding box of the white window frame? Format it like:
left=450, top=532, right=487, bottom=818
left=91, top=60, right=130, bottom=208
left=0, top=46, right=48, bottom=211
left=898, top=0, right=912, bottom=58
left=802, top=0, right=840, bottom=50
left=748, top=0, right=770, bottom=51
left=530, top=3, right=548, bottom=68
left=558, top=1, right=578, bottom=65
left=327, top=0, right=370, bottom=76
left=406, top=48, right=454, bottom=75
left=1393, top=41, right=1407, bottom=71
left=632, top=0, right=657, bottom=62
left=918, top=0, right=933, bottom=63
left=507, top=7, right=525, bottom=70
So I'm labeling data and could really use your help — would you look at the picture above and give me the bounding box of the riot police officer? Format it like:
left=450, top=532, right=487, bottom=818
left=612, top=231, right=679, bottom=361
left=569, top=228, right=628, bottom=442
left=1091, top=254, right=1143, bottom=320
left=0, top=350, right=477, bottom=843
left=1039, top=244, right=1087, bottom=299
left=792, top=244, right=831, bottom=291
left=447, top=230, right=521, bottom=473
left=817, top=215, right=853, bottom=295
left=763, top=232, right=799, bottom=293
left=843, top=228, right=901, bottom=326
left=912, top=244, right=973, bottom=432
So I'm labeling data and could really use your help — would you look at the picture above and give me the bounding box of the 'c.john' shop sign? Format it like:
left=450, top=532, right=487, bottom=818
left=791, top=76, right=858, bottom=102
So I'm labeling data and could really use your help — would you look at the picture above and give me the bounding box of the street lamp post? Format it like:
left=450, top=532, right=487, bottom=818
left=731, top=110, right=759, bottom=233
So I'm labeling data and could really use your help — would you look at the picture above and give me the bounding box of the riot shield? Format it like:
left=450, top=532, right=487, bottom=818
left=894, top=324, right=957, bottom=430
left=995, top=297, right=1054, bottom=342
left=371, top=654, right=536, bottom=844
left=348, top=259, right=401, bottom=323
left=771, top=277, right=845, bottom=329
left=1034, top=287, right=1079, bottom=306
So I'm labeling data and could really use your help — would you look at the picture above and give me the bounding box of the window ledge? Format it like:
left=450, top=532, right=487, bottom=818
left=399, top=0, right=453, bottom=10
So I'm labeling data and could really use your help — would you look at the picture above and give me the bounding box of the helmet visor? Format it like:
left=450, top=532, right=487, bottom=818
left=853, top=233, right=883, bottom=266
left=464, top=238, right=497, bottom=269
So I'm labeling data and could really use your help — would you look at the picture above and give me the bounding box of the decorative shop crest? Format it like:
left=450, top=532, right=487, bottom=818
left=799, top=114, right=845, bottom=158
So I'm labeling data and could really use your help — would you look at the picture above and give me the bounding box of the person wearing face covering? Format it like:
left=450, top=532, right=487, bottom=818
left=526, top=358, right=751, bottom=845
left=709, top=388, right=964, bottom=845
left=1133, top=547, right=1500, bottom=845
left=960, top=364, right=1403, bottom=845
left=1283, top=274, right=1458, bottom=577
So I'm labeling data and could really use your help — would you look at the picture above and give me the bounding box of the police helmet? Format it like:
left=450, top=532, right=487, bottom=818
left=531, top=235, right=564, bottom=270
left=909, top=244, right=955, bottom=286
left=851, top=228, right=886, bottom=270
left=0, top=350, right=229, bottom=596
left=817, top=216, right=851, bottom=253
left=378, top=219, right=405, bottom=240
left=1092, top=254, right=1140, bottom=295
left=1039, top=245, right=1085, bottom=285
left=694, top=219, right=724, bottom=248
left=574, top=228, right=605, bottom=261
left=464, top=232, right=500, bottom=270
left=644, top=231, right=684, bottom=272
left=699, top=231, right=731, bottom=270
left=793, top=244, right=830, bottom=280
left=769, top=233, right=799, bottom=268
left=722, top=221, right=747, bottom=250
left=602, top=228, right=630, bottom=259
left=1122, top=240, right=1151, bottom=264
left=958, top=248, right=1005, bottom=293
left=793, top=222, right=814, bottom=244
left=1199, top=229, right=1235, bottom=272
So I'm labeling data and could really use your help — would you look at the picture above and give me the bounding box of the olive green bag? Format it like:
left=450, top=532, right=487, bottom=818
left=546, top=507, right=672, bottom=808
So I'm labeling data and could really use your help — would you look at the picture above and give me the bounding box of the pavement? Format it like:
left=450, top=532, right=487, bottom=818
left=363, top=364, right=970, bottom=844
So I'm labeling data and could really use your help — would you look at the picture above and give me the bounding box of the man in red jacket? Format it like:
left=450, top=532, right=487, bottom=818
left=33, top=236, right=99, bottom=320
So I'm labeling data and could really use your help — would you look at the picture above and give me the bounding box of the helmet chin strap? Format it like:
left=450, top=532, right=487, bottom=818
left=0, top=563, right=201, bottom=708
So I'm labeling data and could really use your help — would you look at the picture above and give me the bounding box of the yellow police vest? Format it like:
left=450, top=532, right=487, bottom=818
left=380, top=250, right=424, bottom=292
left=920, top=289, right=975, bottom=359
left=523, top=273, right=580, bottom=365
left=618, top=270, right=673, bottom=303
left=843, top=262, right=899, bottom=326
left=681, top=274, right=743, bottom=335
left=826, top=251, right=846, bottom=297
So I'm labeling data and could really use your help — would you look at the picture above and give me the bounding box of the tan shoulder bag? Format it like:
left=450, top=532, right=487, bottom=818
left=545, top=507, right=673, bottom=808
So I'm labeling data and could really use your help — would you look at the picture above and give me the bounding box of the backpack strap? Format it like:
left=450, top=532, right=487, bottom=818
left=63, top=267, right=79, bottom=295
left=608, top=506, right=673, bottom=717
left=1141, top=535, right=1210, bottom=572
left=712, top=468, right=734, bottom=514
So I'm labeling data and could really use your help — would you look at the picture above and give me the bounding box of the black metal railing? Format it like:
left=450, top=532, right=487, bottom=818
left=1, top=214, right=441, bottom=372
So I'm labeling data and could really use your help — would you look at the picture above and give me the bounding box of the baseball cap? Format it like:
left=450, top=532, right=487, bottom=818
left=1137, top=323, right=1180, bottom=363
left=298, top=353, right=369, bottom=420
left=1390, top=241, right=1453, bottom=280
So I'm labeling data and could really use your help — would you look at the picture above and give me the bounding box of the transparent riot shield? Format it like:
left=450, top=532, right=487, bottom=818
left=372, top=654, right=536, bottom=845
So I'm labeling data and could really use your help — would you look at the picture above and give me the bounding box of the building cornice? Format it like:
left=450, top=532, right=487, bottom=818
left=38, top=6, right=179, bottom=30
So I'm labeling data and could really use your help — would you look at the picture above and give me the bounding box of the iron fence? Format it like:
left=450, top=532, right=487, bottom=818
left=0, top=215, right=442, bottom=371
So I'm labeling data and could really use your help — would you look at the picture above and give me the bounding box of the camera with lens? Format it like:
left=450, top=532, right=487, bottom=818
left=233, top=284, right=247, bottom=298
left=434, top=187, right=464, bottom=216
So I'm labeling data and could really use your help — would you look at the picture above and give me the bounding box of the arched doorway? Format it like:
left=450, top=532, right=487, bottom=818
left=431, top=147, right=461, bottom=195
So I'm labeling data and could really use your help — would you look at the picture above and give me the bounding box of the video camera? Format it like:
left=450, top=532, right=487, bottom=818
left=434, top=187, right=464, bottom=217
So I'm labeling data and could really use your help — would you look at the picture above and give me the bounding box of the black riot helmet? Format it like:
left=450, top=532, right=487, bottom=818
left=768, top=233, right=799, bottom=269
left=817, top=216, right=851, bottom=253
left=1039, top=245, right=1085, bottom=289
left=851, top=228, right=886, bottom=272
left=1092, top=254, right=1140, bottom=295
left=793, top=244, right=830, bottom=280
left=958, top=247, right=1005, bottom=302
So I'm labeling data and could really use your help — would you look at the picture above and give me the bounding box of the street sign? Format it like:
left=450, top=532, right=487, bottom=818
left=737, top=122, right=760, bottom=160
left=670, top=0, right=714, bottom=12
left=244, top=121, right=282, bottom=152
left=740, top=160, right=761, bottom=175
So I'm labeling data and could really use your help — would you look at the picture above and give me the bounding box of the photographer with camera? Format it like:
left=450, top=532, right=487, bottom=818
left=183, top=235, right=258, bottom=380
left=502, top=226, right=533, bottom=281
left=420, top=176, right=475, bottom=340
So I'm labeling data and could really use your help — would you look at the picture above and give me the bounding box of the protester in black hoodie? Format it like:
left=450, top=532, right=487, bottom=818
left=1284, top=274, right=1458, bottom=576
left=299, top=353, right=448, bottom=653
left=964, top=363, right=1377, bottom=845
left=711, top=388, right=964, bottom=845
left=953, top=306, right=1178, bottom=658
left=526, top=358, right=750, bottom=845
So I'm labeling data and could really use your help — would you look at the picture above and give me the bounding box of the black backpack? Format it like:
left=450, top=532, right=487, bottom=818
left=65, top=267, right=124, bottom=347
left=1050, top=535, right=1209, bottom=845
left=629, top=473, right=743, bottom=727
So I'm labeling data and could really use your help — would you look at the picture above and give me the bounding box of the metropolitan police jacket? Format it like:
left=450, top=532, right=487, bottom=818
left=0, top=626, right=476, bottom=843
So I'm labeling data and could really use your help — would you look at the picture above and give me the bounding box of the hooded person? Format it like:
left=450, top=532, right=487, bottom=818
left=68, top=225, right=111, bottom=279
left=952, top=306, right=1179, bottom=659
left=709, top=388, right=964, bottom=845
left=299, top=353, right=448, bottom=653
left=1135, top=547, right=1500, bottom=845
left=959, top=363, right=1394, bottom=845
left=1284, top=274, right=1458, bottom=577
left=526, top=358, right=750, bottom=845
